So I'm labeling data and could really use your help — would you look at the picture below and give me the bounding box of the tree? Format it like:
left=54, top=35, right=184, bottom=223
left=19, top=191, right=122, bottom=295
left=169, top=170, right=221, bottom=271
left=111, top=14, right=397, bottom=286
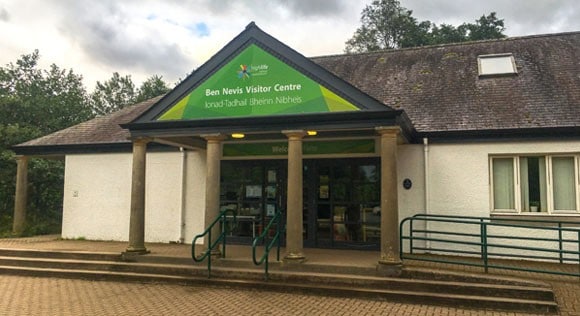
left=135, top=75, right=170, bottom=103
left=346, top=0, right=418, bottom=52
left=0, top=50, right=93, bottom=236
left=0, top=50, right=92, bottom=133
left=90, top=72, right=136, bottom=116
left=345, top=0, right=507, bottom=53
left=90, top=73, right=170, bottom=115
left=465, top=12, right=506, bottom=41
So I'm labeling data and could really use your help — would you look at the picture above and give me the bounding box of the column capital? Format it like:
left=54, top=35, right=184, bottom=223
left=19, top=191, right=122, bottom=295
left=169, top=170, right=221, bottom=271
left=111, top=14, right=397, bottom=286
left=375, top=126, right=401, bottom=137
left=131, top=137, right=152, bottom=145
left=14, top=155, right=28, bottom=164
left=282, top=130, right=306, bottom=139
left=201, top=133, right=227, bottom=142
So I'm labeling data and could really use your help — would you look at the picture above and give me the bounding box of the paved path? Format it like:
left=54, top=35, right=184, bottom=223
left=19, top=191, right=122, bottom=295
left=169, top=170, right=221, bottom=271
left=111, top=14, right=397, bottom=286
left=0, top=235, right=578, bottom=315
left=0, top=274, right=563, bottom=316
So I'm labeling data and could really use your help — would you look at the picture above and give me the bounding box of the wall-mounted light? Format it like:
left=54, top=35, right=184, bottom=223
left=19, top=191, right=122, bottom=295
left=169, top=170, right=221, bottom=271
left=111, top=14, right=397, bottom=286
left=231, top=133, right=245, bottom=139
left=307, top=130, right=317, bottom=136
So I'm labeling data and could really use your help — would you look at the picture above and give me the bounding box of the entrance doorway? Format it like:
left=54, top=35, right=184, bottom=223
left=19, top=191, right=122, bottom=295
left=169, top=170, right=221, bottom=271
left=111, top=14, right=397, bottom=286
left=220, top=160, right=286, bottom=244
left=304, top=158, right=381, bottom=249
left=220, top=158, right=381, bottom=249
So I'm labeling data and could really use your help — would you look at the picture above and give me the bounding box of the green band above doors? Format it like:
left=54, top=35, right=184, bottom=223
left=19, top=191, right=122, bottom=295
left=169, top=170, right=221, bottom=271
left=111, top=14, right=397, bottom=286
left=223, top=139, right=376, bottom=157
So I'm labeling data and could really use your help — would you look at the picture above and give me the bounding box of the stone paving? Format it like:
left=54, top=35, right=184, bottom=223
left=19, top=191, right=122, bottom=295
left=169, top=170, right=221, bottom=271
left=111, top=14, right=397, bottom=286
left=0, top=275, right=562, bottom=316
left=0, top=235, right=579, bottom=315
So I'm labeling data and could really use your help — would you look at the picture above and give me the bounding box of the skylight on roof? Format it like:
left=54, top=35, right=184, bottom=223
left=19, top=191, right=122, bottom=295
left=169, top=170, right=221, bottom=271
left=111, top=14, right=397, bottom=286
left=478, top=54, right=517, bottom=77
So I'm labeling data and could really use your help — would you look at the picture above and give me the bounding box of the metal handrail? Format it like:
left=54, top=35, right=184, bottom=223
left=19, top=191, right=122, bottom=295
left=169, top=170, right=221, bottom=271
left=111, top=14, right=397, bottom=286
left=192, top=209, right=237, bottom=277
left=252, top=210, right=284, bottom=280
left=400, top=214, right=580, bottom=277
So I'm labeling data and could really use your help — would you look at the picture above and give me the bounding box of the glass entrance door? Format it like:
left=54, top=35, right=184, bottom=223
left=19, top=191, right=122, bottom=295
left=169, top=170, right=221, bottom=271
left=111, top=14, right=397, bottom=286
left=220, top=158, right=380, bottom=249
left=220, top=160, right=286, bottom=244
left=304, top=158, right=381, bottom=249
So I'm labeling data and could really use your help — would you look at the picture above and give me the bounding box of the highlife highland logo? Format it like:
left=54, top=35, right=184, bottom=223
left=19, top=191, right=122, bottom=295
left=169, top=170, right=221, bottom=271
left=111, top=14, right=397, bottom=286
left=237, top=63, right=269, bottom=79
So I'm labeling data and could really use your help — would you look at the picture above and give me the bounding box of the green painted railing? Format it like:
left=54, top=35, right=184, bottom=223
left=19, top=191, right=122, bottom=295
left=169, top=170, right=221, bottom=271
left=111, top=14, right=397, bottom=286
left=252, top=211, right=284, bottom=280
left=192, top=209, right=237, bottom=277
left=400, top=214, right=580, bottom=277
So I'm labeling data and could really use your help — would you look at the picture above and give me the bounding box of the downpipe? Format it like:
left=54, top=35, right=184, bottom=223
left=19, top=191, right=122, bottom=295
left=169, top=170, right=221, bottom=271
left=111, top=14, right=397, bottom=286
left=178, top=147, right=187, bottom=243
left=423, top=137, right=431, bottom=252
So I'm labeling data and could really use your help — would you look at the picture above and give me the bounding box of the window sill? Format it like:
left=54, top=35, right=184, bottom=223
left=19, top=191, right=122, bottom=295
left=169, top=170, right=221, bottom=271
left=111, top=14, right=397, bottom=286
left=491, top=211, right=580, bottom=217
left=491, top=213, right=580, bottom=225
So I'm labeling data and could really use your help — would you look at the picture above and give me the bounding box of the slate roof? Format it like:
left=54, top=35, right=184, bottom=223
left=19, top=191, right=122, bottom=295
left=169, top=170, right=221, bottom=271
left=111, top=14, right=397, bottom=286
left=16, top=96, right=162, bottom=148
left=13, top=31, right=580, bottom=153
left=312, top=31, right=580, bottom=133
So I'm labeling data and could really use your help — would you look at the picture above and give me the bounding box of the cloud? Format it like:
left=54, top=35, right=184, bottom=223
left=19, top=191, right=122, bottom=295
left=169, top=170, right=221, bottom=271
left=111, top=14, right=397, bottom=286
left=166, top=0, right=350, bottom=18
left=2, top=0, right=576, bottom=93
left=400, top=0, right=580, bottom=36
left=279, top=0, right=349, bottom=17
left=0, top=8, right=9, bottom=22
left=54, top=1, right=193, bottom=82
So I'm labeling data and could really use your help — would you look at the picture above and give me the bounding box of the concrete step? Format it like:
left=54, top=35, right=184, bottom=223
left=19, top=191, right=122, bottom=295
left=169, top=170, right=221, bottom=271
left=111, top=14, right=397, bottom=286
left=0, top=248, right=121, bottom=262
left=0, top=264, right=558, bottom=314
left=0, top=249, right=558, bottom=314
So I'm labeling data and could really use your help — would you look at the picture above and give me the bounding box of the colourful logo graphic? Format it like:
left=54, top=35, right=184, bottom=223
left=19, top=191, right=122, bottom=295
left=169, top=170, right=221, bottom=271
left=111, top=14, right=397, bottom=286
left=237, top=64, right=251, bottom=79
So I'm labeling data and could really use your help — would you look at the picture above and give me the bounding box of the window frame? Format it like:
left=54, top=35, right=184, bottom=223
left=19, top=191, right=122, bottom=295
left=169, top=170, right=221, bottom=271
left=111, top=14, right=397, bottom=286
left=547, top=155, right=580, bottom=214
left=478, top=53, right=517, bottom=77
left=490, top=154, right=580, bottom=215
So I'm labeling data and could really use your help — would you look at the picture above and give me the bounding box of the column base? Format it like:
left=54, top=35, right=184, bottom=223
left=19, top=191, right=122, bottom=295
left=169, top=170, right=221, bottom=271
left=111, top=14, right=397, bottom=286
left=122, top=247, right=150, bottom=262
left=377, top=260, right=402, bottom=277
left=283, top=252, right=306, bottom=263
left=125, top=246, right=149, bottom=253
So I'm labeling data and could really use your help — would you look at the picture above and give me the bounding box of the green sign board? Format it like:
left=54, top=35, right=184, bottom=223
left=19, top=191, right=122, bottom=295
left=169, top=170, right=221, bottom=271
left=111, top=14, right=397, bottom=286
left=158, top=44, right=359, bottom=120
left=223, top=139, right=375, bottom=157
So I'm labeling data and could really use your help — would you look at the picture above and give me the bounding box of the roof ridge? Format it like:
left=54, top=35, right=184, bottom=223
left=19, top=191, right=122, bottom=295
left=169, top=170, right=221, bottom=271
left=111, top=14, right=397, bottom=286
left=311, top=31, right=580, bottom=60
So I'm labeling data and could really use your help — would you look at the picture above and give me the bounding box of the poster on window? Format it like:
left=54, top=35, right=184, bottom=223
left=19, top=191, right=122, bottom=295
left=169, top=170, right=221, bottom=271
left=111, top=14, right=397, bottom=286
left=245, top=185, right=262, bottom=198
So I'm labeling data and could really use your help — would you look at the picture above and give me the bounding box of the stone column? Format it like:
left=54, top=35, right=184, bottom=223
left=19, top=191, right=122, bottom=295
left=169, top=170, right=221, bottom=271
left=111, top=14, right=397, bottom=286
left=376, top=127, right=401, bottom=275
left=202, top=134, right=226, bottom=255
left=283, top=130, right=306, bottom=262
left=126, top=138, right=150, bottom=254
left=12, top=155, right=28, bottom=236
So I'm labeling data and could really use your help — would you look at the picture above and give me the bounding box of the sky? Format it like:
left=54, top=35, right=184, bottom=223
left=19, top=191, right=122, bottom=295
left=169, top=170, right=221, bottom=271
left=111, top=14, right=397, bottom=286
left=0, top=0, right=578, bottom=91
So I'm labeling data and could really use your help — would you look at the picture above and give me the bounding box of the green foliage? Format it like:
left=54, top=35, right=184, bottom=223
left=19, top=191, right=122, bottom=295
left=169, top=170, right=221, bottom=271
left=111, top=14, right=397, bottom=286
left=0, top=50, right=92, bottom=133
left=90, top=73, right=170, bottom=115
left=136, top=75, right=170, bottom=103
left=90, top=72, right=137, bottom=116
left=346, top=0, right=506, bottom=52
left=0, top=50, right=171, bottom=237
left=465, top=12, right=506, bottom=41
left=0, top=50, right=92, bottom=237
left=346, top=0, right=418, bottom=52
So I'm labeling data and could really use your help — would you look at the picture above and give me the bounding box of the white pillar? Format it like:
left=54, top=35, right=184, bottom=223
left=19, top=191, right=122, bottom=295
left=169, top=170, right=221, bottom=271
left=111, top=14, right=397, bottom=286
left=283, top=130, right=306, bottom=262
left=126, top=138, right=149, bottom=254
left=12, top=155, right=28, bottom=236
left=202, top=134, right=226, bottom=255
left=376, top=127, right=401, bottom=275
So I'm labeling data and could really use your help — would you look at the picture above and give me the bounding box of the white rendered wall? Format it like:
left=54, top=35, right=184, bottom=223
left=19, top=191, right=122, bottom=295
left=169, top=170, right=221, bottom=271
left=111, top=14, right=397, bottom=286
left=396, top=144, right=426, bottom=251
left=62, top=151, right=205, bottom=243
left=397, top=144, right=425, bottom=219
left=427, top=139, right=580, bottom=216
left=182, top=150, right=207, bottom=244
left=143, top=152, right=183, bottom=243
left=423, top=139, right=580, bottom=258
left=62, top=153, right=132, bottom=241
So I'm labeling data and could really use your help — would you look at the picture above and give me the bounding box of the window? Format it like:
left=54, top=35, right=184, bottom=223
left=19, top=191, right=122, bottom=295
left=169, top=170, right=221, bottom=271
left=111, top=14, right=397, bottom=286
left=478, top=54, right=517, bottom=77
left=490, top=155, right=579, bottom=214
